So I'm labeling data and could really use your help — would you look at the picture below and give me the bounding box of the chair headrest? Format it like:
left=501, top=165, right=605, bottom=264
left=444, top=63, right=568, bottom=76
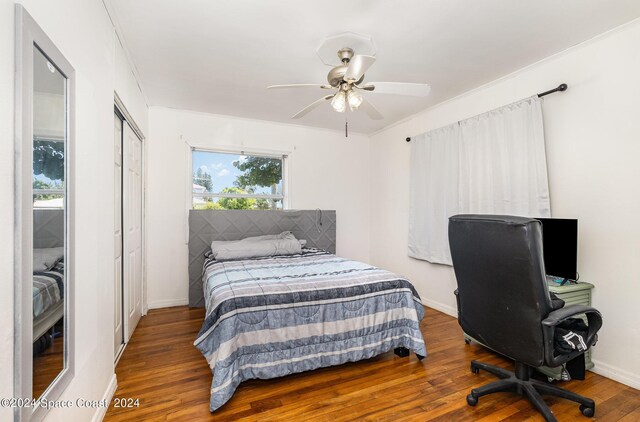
left=449, top=214, right=539, bottom=226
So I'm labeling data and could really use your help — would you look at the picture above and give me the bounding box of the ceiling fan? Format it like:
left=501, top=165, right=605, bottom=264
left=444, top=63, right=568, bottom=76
left=267, top=47, right=431, bottom=121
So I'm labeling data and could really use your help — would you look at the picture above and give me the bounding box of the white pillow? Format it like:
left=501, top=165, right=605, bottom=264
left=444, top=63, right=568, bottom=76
left=212, top=237, right=302, bottom=261
left=210, top=231, right=296, bottom=251
left=33, top=247, right=64, bottom=271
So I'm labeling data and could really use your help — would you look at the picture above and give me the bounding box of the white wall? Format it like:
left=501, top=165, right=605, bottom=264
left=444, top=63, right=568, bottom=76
left=114, top=36, right=148, bottom=132
left=369, top=20, right=640, bottom=388
left=0, top=0, right=148, bottom=420
left=146, top=107, right=370, bottom=308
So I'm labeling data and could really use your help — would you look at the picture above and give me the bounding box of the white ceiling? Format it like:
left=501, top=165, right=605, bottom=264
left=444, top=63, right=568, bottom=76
left=34, top=48, right=64, bottom=95
left=107, top=0, right=640, bottom=134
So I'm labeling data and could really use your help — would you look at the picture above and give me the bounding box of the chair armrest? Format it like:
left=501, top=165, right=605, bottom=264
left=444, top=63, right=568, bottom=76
left=542, top=305, right=603, bottom=367
left=542, top=305, right=601, bottom=327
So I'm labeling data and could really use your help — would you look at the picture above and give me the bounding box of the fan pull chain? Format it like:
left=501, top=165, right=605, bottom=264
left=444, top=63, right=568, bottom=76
left=345, top=108, right=349, bottom=138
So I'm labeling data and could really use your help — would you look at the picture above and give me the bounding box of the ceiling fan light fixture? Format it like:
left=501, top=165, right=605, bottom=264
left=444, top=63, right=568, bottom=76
left=331, top=91, right=347, bottom=112
left=269, top=43, right=431, bottom=123
left=347, top=89, right=363, bottom=110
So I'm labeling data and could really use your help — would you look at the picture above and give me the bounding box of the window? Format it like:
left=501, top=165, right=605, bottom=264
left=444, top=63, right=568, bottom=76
left=192, top=150, right=285, bottom=210
left=33, top=138, right=65, bottom=209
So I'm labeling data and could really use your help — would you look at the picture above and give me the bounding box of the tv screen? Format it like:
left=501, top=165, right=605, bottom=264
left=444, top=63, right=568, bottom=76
left=536, top=218, right=578, bottom=281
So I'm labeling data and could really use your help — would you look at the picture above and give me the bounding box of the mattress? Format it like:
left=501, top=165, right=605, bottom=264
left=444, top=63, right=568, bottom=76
left=33, top=260, right=64, bottom=319
left=194, top=249, right=427, bottom=411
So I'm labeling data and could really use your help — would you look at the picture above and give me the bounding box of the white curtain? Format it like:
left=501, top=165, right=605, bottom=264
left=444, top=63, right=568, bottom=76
left=408, top=124, right=460, bottom=264
left=408, top=96, right=550, bottom=265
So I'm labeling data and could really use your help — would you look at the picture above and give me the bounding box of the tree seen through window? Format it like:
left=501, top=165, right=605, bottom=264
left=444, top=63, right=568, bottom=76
left=192, top=151, right=283, bottom=210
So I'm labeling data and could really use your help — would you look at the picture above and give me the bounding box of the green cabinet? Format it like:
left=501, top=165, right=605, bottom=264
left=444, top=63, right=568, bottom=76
left=463, top=280, right=595, bottom=381
left=540, top=281, right=595, bottom=380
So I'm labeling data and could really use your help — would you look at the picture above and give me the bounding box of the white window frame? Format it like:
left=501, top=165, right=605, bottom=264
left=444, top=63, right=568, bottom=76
left=190, top=146, right=289, bottom=209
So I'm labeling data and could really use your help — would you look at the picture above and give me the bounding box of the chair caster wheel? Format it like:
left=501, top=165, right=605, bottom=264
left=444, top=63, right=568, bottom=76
left=466, top=394, right=478, bottom=406
left=464, top=338, right=471, bottom=344
left=580, top=404, right=595, bottom=417
left=470, top=363, right=480, bottom=374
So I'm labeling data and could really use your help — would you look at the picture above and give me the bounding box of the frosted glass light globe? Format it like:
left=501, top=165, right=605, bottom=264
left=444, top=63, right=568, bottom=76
left=347, top=89, right=363, bottom=110
left=331, top=91, right=347, bottom=113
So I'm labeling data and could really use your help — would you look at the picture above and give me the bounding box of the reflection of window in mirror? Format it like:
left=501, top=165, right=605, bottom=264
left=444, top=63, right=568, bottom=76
left=32, top=46, right=66, bottom=400
left=33, top=48, right=65, bottom=210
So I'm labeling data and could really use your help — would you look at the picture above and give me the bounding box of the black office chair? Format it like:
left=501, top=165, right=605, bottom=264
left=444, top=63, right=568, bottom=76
left=448, top=215, right=602, bottom=422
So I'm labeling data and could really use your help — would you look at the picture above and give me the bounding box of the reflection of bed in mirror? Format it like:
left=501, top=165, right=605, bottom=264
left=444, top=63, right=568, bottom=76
left=32, top=209, right=65, bottom=398
left=33, top=264, right=64, bottom=341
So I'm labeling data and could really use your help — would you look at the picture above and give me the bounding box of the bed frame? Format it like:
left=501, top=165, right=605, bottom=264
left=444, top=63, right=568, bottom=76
left=188, top=209, right=337, bottom=307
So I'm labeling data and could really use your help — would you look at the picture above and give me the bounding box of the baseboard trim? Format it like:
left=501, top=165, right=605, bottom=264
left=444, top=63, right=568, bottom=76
left=590, top=358, right=640, bottom=390
left=421, top=298, right=457, bottom=318
left=92, top=374, right=117, bottom=422
left=147, top=298, right=189, bottom=309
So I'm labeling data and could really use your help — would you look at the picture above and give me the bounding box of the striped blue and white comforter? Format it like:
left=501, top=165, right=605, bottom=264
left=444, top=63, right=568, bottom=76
left=194, top=249, right=427, bottom=411
left=33, top=260, right=64, bottom=319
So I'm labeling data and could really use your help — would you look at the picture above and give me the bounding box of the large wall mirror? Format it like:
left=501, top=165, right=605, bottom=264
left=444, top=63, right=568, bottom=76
left=14, top=6, right=75, bottom=421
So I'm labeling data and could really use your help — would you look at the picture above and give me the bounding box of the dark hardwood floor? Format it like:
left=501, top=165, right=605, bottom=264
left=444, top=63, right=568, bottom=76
left=104, top=306, right=640, bottom=421
left=33, top=327, right=64, bottom=399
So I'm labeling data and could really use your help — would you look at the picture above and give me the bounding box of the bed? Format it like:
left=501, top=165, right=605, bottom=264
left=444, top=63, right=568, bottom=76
left=33, top=209, right=65, bottom=342
left=33, top=260, right=65, bottom=340
left=189, top=210, right=427, bottom=411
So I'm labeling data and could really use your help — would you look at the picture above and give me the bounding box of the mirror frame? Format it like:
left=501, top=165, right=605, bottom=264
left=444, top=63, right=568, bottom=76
left=14, top=5, right=75, bottom=421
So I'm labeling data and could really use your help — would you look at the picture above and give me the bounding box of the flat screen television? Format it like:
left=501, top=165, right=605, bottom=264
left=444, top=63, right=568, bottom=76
left=536, top=218, right=578, bottom=281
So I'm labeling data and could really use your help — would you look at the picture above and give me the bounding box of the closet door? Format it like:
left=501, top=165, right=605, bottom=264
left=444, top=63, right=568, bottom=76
left=114, top=112, right=124, bottom=358
left=123, top=122, right=143, bottom=340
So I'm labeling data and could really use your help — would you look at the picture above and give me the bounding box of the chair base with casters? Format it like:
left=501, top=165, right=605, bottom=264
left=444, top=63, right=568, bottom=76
left=467, top=360, right=595, bottom=422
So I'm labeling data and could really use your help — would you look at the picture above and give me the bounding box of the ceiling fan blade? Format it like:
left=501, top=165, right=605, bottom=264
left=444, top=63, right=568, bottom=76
left=344, top=55, right=376, bottom=82
left=267, top=84, right=332, bottom=90
left=360, top=99, right=383, bottom=120
left=292, top=95, right=334, bottom=119
left=364, top=82, right=431, bottom=97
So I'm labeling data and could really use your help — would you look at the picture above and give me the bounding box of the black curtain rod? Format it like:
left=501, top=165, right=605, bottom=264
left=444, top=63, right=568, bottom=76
left=537, top=83, right=568, bottom=98
left=405, top=83, right=568, bottom=142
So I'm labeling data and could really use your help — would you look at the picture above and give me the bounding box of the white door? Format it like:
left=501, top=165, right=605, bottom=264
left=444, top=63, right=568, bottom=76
left=114, top=113, right=124, bottom=357
left=123, top=122, right=143, bottom=341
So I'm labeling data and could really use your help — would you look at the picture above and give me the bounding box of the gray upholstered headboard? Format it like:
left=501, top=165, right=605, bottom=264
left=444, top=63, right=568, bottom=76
left=34, top=209, right=64, bottom=248
left=188, top=209, right=336, bottom=307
